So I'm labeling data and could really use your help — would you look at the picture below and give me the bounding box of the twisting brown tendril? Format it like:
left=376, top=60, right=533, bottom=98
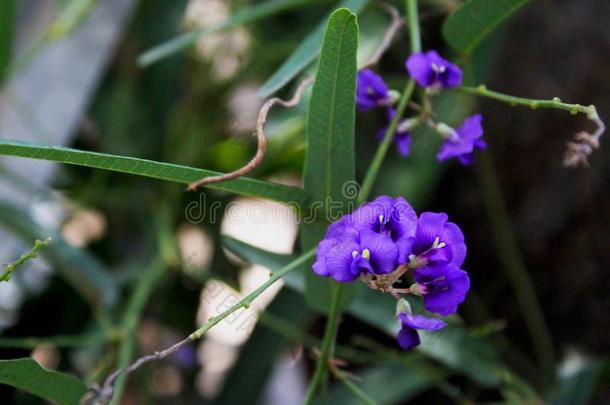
left=187, top=3, right=404, bottom=191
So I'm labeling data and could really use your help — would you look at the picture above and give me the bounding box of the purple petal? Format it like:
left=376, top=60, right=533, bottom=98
left=443, top=222, right=466, bottom=267
left=324, top=239, right=361, bottom=282
left=440, top=62, right=463, bottom=88
left=359, top=230, right=399, bottom=275
left=412, top=212, right=448, bottom=255
left=395, top=131, right=412, bottom=157
left=399, top=313, right=447, bottom=331
left=456, top=114, right=483, bottom=140
left=357, top=69, right=389, bottom=111
left=406, top=52, right=435, bottom=87
left=397, top=325, right=420, bottom=350
left=420, top=266, right=470, bottom=316
left=457, top=153, right=475, bottom=165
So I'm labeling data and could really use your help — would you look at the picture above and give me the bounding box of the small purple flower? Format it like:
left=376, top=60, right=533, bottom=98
left=397, top=312, right=446, bottom=350
left=412, top=264, right=470, bottom=316
left=350, top=195, right=418, bottom=264
left=376, top=108, right=413, bottom=157
left=406, top=50, right=462, bottom=89
left=436, top=114, right=486, bottom=165
left=410, top=212, right=466, bottom=269
left=313, top=224, right=398, bottom=283
left=357, top=69, right=391, bottom=111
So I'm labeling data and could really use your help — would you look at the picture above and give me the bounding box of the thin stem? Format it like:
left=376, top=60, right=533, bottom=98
left=477, top=151, right=556, bottom=386
left=406, top=0, right=421, bottom=53
left=334, top=371, right=378, bottom=405
left=89, top=249, right=315, bottom=404
left=0, top=238, right=51, bottom=282
left=358, top=80, right=416, bottom=203
left=456, top=85, right=605, bottom=167
left=358, top=0, right=421, bottom=203
left=456, top=85, right=595, bottom=115
left=304, top=283, right=344, bottom=404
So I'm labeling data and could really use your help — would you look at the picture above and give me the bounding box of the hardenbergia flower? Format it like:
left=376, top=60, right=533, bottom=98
left=396, top=300, right=446, bottom=350
left=356, top=69, right=392, bottom=111
left=435, top=114, right=486, bottom=165
left=312, top=196, right=470, bottom=350
left=406, top=50, right=462, bottom=90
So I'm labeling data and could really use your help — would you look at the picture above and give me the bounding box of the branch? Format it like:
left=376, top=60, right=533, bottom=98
left=85, top=249, right=315, bottom=405
left=188, top=3, right=405, bottom=191
left=456, top=85, right=606, bottom=168
left=0, top=238, right=51, bottom=282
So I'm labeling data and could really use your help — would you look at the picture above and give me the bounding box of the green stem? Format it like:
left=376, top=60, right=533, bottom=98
left=190, top=248, right=315, bottom=339
left=358, top=0, right=421, bottom=204
left=0, top=238, right=51, bottom=282
left=358, top=80, right=416, bottom=203
left=304, top=283, right=343, bottom=404
left=406, top=0, right=421, bottom=53
left=456, top=85, right=597, bottom=116
left=477, top=151, right=555, bottom=386
left=109, top=259, right=167, bottom=405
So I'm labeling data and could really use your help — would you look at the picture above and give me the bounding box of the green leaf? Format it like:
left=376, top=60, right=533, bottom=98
left=301, top=7, right=359, bottom=313
left=0, top=200, right=118, bottom=311
left=0, top=0, right=15, bottom=83
left=442, top=0, right=532, bottom=56
left=0, top=358, right=88, bottom=405
left=0, top=139, right=308, bottom=206
left=138, top=0, right=311, bottom=67
left=259, top=0, right=369, bottom=98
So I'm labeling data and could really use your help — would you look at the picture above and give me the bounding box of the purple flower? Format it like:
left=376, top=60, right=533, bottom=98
left=350, top=196, right=418, bottom=264
left=376, top=108, right=413, bottom=157
left=406, top=50, right=462, bottom=89
left=410, top=212, right=466, bottom=269
left=357, top=69, right=391, bottom=111
left=436, top=114, right=486, bottom=165
left=313, top=224, right=399, bottom=283
left=412, top=264, right=470, bottom=316
left=397, top=312, right=446, bottom=350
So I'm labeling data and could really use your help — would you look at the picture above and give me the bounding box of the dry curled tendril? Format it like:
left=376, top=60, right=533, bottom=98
left=186, top=3, right=404, bottom=192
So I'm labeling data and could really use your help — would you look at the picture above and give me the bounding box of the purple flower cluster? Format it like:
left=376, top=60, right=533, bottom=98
left=356, top=50, right=487, bottom=165
left=312, top=196, right=471, bottom=350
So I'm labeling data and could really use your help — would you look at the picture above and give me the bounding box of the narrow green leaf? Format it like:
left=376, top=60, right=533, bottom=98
left=259, top=0, right=369, bottom=98
left=0, top=0, right=15, bottom=83
left=0, top=200, right=118, bottom=310
left=442, top=0, right=532, bottom=55
left=0, top=139, right=308, bottom=206
left=301, top=7, right=359, bottom=313
left=0, top=358, right=88, bottom=405
left=138, top=0, right=311, bottom=67
left=49, top=0, right=99, bottom=39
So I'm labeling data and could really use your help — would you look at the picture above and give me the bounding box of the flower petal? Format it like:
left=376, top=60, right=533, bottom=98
left=443, top=222, right=466, bottom=267
left=397, top=325, right=420, bottom=350
left=359, top=230, right=398, bottom=275
left=421, top=265, right=470, bottom=316
left=406, top=52, right=435, bottom=87
left=403, top=313, right=447, bottom=331
left=413, top=212, right=448, bottom=255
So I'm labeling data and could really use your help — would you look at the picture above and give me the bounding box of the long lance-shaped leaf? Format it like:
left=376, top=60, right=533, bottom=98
left=0, top=0, right=15, bottom=83
left=0, top=139, right=308, bottom=206
left=0, top=358, right=88, bottom=405
left=442, top=0, right=532, bottom=56
left=259, top=0, right=368, bottom=98
left=138, top=0, right=312, bottom=67
left=300, top=7, right=359, bottom=313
